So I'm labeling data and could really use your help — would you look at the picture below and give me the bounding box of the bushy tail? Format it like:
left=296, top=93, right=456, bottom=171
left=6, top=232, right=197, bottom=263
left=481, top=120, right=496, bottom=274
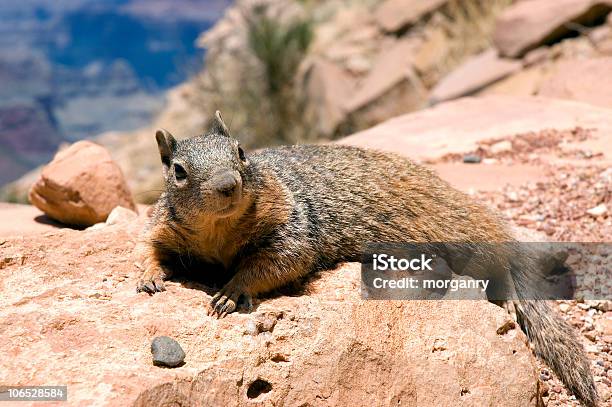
left=514, top=300, right=597, bottom=406
left=509, top=247, right=598, bottom=407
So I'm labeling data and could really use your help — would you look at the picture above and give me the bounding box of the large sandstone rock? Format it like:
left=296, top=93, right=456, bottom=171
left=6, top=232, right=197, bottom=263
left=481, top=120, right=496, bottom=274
left=340, top=95, right=612, bottom=164
left=494, top=0, right=612, bottom=58
left=430, top=49, right=522, bottom=104
left=29, top=141, right=137, bottom=227
left=301, top=58, right=355, bottom=137
left=317, top=7, right=381, bottom=74
left=537, top=57, right=612, bottom=109
left=374, top=0, right=449, bottom=32
left=345, top=38, right=427, bottom=129
left=479, top=64, right=550, bottom=98
left=0, top=216, right=539, bottom=406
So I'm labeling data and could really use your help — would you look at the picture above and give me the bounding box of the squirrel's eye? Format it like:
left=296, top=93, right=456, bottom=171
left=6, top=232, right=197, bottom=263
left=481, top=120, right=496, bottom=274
left=174, top=163, right=187, bottom=181
left=238, top=146, right=246, bottom=162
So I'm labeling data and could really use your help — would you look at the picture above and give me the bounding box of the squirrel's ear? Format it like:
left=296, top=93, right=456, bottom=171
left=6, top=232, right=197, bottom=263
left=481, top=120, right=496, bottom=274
left=211, top=110, right=230, bottom=137
left=155, top=129, right=176, bottom=177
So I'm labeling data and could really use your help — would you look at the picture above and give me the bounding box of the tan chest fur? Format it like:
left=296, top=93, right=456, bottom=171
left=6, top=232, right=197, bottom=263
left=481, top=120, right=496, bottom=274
left=182, top=217, right=245, bottom=268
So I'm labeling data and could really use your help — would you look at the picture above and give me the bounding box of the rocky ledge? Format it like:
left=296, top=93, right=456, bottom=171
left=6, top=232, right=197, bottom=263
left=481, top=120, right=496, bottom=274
left=0, top=212, right=538, bottom=406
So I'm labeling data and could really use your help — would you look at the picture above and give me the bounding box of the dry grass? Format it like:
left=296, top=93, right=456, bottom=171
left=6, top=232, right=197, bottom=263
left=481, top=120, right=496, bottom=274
left=444, top=0, right=514, bottom=59
left=194, top=3, right=315, bottom=148
left=429, top=0, right=515, bottom=80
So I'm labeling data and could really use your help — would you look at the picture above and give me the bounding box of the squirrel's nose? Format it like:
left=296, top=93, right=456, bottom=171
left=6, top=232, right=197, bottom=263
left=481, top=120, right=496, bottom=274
left=215, top=173, right=238, bottom=197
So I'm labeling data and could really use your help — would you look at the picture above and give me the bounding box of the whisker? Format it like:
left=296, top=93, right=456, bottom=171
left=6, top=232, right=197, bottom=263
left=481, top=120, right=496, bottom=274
left=135, top=189, right=165, bottom=195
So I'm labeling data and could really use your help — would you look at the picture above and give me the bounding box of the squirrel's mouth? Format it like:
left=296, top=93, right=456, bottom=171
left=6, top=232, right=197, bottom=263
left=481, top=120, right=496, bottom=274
left=214, top=192, right=243, bottom=217
left=216, top=203, right=237, bottom=217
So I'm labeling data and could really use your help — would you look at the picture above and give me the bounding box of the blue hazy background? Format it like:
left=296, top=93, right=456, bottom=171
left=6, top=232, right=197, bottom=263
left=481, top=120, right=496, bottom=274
left=0, top=0, right=231, bottom=185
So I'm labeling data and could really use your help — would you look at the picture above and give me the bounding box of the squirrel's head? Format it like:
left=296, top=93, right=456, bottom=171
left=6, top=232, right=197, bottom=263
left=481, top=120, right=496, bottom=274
left=155, top=111, right=251, bottom=220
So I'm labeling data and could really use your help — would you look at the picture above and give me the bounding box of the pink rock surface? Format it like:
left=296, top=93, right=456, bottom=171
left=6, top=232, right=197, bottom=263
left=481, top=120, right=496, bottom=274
left=302, top=58, right=355, bottom=136
left=29, top=141, right=137, bottom=227
left=345, top=38, right=422, bottom=113
left=538, top=57, right=612, bottom=109
left=340, top=95, right=612, bottom=163
left=430, top=49, right=522, bottom=104
left=432, top=163, right=545, bottom=192
left=493, top=0, right=612, bottom=57
left=0, top=203, right=66, bottom=236
left=0, top=216, right=539, bottom=406
left=345, top=38, right=427, bottom=128
left=0, top=203, right=148, bottom=238
left=374, top=0, right=448, bottom=32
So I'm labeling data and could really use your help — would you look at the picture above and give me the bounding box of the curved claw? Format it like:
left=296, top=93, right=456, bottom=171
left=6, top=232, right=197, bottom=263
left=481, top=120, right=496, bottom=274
left=208, top=285, right=247, bottom=318
left=136, top=276, right=166, bottom=294
left=212, top=296, right=237, bottom=318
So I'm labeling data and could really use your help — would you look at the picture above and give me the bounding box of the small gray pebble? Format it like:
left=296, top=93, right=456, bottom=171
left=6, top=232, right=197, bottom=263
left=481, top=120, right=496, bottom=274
left=463, top=154, right=482, bottom=164
left=245, top=320, right=259, bottom=336
left=151, top=336, right=185, bottom=367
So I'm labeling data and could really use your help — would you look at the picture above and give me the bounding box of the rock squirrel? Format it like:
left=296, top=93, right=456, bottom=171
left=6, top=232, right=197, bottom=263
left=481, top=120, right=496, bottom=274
left=136, top=111, right=597, bottom=406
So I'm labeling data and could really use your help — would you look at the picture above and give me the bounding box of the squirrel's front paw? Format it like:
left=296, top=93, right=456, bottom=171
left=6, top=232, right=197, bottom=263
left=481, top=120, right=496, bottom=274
left=136, top=267, right=167, bottom=294
left=208, top=282, right=252, bottom=318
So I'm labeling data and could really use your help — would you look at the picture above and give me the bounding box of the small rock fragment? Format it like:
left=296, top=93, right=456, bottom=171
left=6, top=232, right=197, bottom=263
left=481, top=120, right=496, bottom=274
left=596, top=383, right=611, bottom=402
left=432, top=337, right=447, bottom=352
left=463, top=154, right=482, bottom=164
left=586, top=204, right=607, bottom=217
left=595, top=318, right=612, bottom=337
left=151, top=336, right=185, bottom=367
left=578, top=303, right=590, bottom=310
left=506, top=191, right=520, bottom=203
left=490, top=140, right=513, bottom=154
left=558, top=303, right=570, bottom=313
left=595, top=317, right=612, bottom=335
left=259, top=316, right=277, bottom=333
left=584, top=331, right=597, bottom=342
left=244, top=320, right=259, bottom=336
left=245, top=313, right=280, bottom=336
left=586, top=300, right=611, bottom=312
left=86, top=223, right=106, bottom=231
left=106, top=206, right=138, bottom=225
left=496, top=320, right=516, bottom=335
